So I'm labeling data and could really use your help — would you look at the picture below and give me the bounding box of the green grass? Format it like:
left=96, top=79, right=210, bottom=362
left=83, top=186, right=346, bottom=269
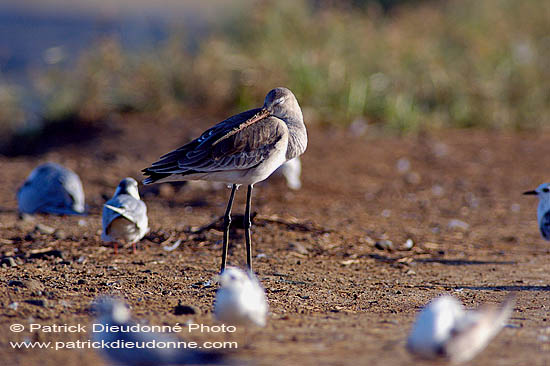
left=3, top=0, right=550, bottom=151
left=210, top=0, right=550, bottom=131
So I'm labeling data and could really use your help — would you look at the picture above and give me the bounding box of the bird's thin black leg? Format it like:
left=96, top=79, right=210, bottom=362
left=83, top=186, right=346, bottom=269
left=221, top=185, right=237, bottom=273
left=244, top=184, right=253, bottom=271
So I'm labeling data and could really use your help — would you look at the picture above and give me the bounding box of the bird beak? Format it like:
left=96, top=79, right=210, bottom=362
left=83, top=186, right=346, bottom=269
left=523, top=190, right=538, bottom=195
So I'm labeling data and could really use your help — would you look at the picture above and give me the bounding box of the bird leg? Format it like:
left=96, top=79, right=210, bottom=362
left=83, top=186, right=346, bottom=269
left=221, top=184, right=237, bottom=273
left=113, top=242, right=118, bottom=255
left=132, top=242, right=137, bottom=254
left=244, top=185, right=253, bottom=271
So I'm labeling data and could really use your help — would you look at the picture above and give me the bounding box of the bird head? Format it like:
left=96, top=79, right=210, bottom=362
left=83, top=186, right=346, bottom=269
left=114, top=177, right=140, bottom=200
left=263, top=87, right=301, bottom=120
left=523, top=183, right=550, bottom=200
left=217, top=267, right=252, bottom=289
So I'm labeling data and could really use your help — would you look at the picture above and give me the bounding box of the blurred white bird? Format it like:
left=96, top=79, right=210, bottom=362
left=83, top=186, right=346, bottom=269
left=102, top=177, right=149, bottom=253
left=214, top=267, right=268, bottom=327
left=524, top=183, right=550, bottom=240
left=17, top=162, right=85, bottom=215
left=407, top=295, right=514, bottom=364
left=274, top=157, right=302, bottom=190
left=92, top=297, right=226, bottom=366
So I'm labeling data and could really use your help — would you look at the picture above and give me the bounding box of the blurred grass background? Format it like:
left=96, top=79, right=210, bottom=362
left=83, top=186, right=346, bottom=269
left=1, top=0, right=549, bottom=153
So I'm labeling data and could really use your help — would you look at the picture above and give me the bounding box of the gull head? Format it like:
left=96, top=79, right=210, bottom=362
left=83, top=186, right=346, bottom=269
left=524, top=183, right=550, bottom=201
left=114, top=177, right=140, bottom=200
left=218, top=267, right=252, bottom=289
left=93, top=297, right=131, bottom=324
left=263, top=87, right=301, bottom=120
left=215, top=267, right=268, bottom=327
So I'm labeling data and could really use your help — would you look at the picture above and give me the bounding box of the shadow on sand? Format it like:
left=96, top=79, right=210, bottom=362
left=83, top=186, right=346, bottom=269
left=415, top=284, right=550, bottom=292
left=368, top=254, right=516, bottom=266
left=414, top=258, right=516, bottom=266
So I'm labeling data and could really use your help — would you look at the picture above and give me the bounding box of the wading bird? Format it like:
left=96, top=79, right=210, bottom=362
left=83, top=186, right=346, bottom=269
left=142, top=87, right=307, bottom=272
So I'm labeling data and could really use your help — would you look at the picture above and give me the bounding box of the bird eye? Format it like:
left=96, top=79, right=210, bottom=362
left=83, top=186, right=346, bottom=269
left=543, top=188, right=550, bottom=193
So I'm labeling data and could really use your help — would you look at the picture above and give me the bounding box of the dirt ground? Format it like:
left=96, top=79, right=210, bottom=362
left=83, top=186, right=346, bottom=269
left=2, top=115, right=550, bottom=365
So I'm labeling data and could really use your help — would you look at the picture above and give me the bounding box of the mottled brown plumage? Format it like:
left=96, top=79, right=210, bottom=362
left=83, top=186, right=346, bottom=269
left=142, top=87, right=307, bottom=272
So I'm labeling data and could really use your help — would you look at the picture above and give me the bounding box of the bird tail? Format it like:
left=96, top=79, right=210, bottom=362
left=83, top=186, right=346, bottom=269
left=141, top=168, right=173, bottom=185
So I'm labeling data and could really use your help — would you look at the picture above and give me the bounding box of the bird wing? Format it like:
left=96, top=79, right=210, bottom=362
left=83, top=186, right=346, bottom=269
left=103, top=195, right=148, bottom=232
left=17, top=180, right=47, bottom=214
left=143, top=108, right=287, bottom=180
left=443, top=297, right=514, bottom=363
left=540, top=211, right=550, bottom=240
left=202, top=114, right=286, bottom=171
left=59, top=170, right=85, bottom=213
left=18, top=174, right=83, bottom=215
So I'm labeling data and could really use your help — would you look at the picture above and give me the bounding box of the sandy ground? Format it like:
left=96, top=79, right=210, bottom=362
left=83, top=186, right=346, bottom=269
left=2, top=116, right=550, bottom=365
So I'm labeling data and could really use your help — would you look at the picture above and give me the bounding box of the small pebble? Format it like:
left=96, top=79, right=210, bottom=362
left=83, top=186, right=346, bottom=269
left=363, top=236, right=375, bottom=245
left=35, top=223, right=55, bottom=235
left=25, top=279, right=44, bottom=292
left=174, top=303, right=199, bottom=316
left=348, top=118, right=368, bottom=136
left=375, top=240, right=393, bottom=251
left=163, top=239, right=182, bottom=252
left=403, top=239, right=414, bottom=250
left=405, top=172, right=421, bottom=185
left=54, top=230, right=67, bottom=240
left=288, top=242, right=309, bottom=255
left=60, top=300, right=70, bottom=308
left=2, top=257, right=17, bottom=267
left=20, top=214, right=36, bottom=223
left=8, top=280, right=25, bottom=287
left=396, top=158, right=411, bottom=173
left=432, top=142, right=449, bottom=157
left=448, top=219, right=470, bottom=231
left=431, top=185, right=444, bottom=197
left=24, top=299, right=47, bottom=307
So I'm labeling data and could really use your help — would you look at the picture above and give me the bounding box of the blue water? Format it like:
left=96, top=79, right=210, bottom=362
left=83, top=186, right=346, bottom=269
left=0, top=5, right=207, bottom=82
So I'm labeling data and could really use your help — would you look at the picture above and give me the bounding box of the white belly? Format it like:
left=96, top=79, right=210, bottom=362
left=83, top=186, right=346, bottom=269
left=156, top=141, right=288, bottom=186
